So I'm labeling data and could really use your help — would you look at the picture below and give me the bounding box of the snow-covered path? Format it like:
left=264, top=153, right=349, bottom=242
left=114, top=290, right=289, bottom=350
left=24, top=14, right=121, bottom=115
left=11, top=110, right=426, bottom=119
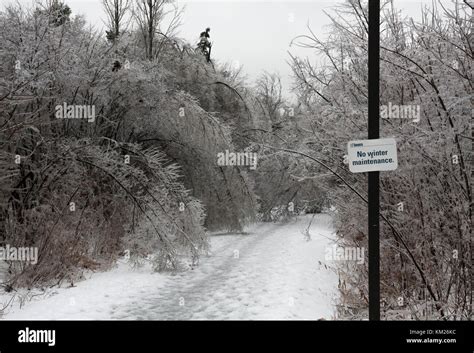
left=2, top=214, right=338, bottom=320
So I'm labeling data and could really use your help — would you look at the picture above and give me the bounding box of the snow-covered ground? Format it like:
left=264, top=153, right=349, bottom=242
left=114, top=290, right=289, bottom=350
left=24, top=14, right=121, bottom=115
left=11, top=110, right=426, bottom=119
left=0, top=214, right=339, bottom=320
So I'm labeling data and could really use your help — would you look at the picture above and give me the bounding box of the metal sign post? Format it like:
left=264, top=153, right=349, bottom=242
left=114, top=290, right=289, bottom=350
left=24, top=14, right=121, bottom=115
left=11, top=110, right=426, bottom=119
left=368, top=0, right=381, bottom=321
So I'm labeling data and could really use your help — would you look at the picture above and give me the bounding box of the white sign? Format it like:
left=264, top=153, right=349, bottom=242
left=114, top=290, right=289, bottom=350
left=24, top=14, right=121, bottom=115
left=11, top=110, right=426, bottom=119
left=347, top=138, right=398, bottom=173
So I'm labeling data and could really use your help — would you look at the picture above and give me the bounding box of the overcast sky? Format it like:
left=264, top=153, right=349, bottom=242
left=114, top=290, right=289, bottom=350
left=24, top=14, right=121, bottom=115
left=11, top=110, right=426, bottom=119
left=7, top=0, right=434, bottom=99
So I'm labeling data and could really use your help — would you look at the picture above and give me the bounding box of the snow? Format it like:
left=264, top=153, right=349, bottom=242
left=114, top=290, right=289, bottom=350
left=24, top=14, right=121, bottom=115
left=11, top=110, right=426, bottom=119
left=1, top=214, right=339, bottom=320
